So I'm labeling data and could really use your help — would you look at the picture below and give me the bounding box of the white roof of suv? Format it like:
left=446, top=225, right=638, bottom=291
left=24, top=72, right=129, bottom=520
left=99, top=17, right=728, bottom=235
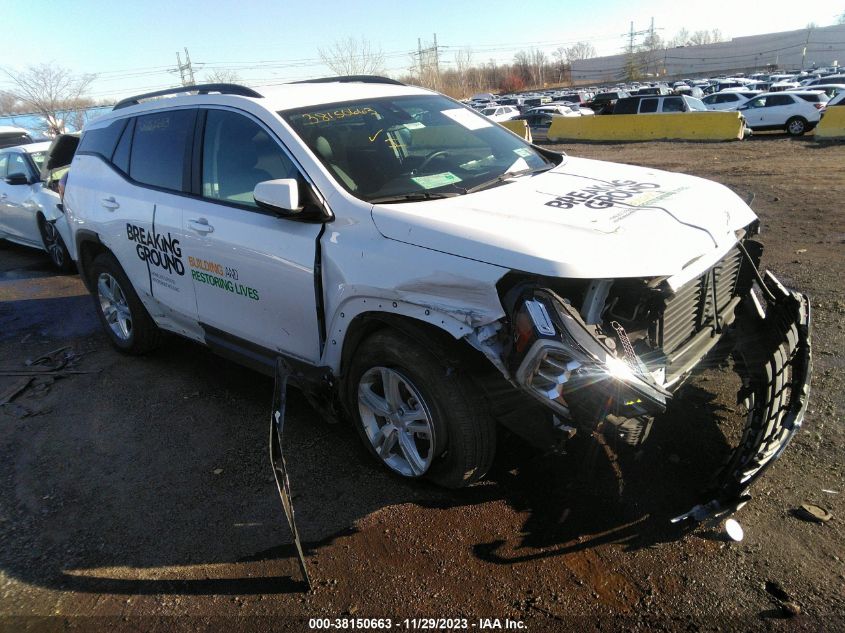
left=98, top=81, right=431, bottom=127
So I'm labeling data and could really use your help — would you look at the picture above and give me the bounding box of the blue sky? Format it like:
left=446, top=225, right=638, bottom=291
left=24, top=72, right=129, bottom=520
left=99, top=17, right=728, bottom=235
left=2, top=0, right=842, bottom=100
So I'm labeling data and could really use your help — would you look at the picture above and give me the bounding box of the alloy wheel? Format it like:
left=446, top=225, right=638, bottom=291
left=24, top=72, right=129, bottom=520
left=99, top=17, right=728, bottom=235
left=357, top=366, right=436, bottom=477
left=97, top=273, right=132, bottom=341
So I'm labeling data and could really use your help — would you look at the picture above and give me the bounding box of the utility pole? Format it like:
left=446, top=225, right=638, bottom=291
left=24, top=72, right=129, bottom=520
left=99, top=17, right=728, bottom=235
left=802, top=26, right=812, bottom=70
left=415, top=35, right=441, bottom=90
left=175, top=47, right=196, bottom=87
left=433, top=33, right=440, bottom=91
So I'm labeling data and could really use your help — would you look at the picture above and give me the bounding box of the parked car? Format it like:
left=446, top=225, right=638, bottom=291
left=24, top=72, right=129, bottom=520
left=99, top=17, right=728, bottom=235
left=62, top=79, right=810, bottom=519
left=586, top=91, right=630, bottom=114
left=480, top=105, right=520, bottom=122
left=0, top=126, right=35, bottom=149
left=612, top=95, right=707, bottom=114
left=737, top=91, right=828, bottom=135
left=0, top=139, right=75, bottom=269
left=787, top=84, right=845, bottom=99
left=702, top=92, right=756, bottom=111
left=674, top=85, right=704, bottom=99
left=825, top=91, right=845, bottom=107
left=522, top=105, right=583, bottom=118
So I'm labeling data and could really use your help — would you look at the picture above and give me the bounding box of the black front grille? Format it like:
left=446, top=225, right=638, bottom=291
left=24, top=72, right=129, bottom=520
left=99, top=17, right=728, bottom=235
left=660, top=247, right=744, bottom=356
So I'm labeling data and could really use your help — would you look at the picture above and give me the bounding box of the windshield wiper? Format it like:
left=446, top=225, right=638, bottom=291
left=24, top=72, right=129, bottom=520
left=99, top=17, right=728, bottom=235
left=462, top=163, right=555, bottom=194
left=368, top=191, right=462, bottom=204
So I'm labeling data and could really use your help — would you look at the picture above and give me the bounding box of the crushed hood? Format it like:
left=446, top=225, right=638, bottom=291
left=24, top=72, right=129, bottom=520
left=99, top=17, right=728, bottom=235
left=370, top=156, right=757, bottom=281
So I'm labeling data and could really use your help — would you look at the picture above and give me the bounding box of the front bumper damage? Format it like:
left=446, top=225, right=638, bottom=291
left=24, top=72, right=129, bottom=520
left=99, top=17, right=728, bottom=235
left=505, top=268, right=812, bottom=522
left=673, top=271, right=812, bottom=522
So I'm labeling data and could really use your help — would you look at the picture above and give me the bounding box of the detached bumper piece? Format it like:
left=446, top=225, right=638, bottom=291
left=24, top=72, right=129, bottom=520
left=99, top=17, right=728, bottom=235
left=673, top=271, right=812, bottom=523
left=270, top=357, right=312, bottom=591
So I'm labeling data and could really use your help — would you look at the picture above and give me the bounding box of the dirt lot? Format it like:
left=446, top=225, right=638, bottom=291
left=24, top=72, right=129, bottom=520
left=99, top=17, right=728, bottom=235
left=1, top=135, right=843, bottom=632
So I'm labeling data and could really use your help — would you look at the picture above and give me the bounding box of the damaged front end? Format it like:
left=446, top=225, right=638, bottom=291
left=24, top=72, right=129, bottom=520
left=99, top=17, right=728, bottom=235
left=495, top=237, right=812, bottom=521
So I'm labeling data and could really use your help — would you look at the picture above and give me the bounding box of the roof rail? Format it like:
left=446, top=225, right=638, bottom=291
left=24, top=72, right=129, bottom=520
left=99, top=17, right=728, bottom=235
left=113, top=83, right=263, bottom=111
left=292, top=75, right=404, bottom=86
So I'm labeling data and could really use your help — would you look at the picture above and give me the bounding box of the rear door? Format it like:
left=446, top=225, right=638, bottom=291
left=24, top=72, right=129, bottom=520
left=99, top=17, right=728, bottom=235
left=114, top=109, right=201, bottom=334
left=181, top=107, right=324, bottom=364
left=760, top=94, right=795, bottom=126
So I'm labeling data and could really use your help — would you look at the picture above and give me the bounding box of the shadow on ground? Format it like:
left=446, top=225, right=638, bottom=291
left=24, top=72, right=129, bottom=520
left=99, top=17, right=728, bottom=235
left=0, top=248, right=741, bottom=598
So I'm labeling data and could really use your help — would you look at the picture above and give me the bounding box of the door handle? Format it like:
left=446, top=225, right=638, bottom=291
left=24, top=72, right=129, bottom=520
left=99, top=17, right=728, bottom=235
left=0, top=193, right=7, bottom=200
left=187, top=217, right=214, bottom=234
left=101, top=196, right=120, bottom=211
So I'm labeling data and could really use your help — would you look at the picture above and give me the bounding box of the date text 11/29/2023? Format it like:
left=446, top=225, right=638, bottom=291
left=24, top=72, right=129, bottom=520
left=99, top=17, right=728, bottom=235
left=308, top=618, right=527, bottom=630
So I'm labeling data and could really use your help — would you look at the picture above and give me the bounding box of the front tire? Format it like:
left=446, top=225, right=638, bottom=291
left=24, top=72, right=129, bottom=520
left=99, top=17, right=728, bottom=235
left=785, top=116, right=807, bottom=136
left=38, top=216, right=73, bottom=272
left=347, top=329, right=496, bottom=488
left=89, top=251, right=161, bottom=354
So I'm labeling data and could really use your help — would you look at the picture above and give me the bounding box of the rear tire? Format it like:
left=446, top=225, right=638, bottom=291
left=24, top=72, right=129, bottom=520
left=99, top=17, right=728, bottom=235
left=89, top=251, right=161, bottom=354
left=347, top=329, right=496, bottom=488
left=785, top=116, right=807, bottom=136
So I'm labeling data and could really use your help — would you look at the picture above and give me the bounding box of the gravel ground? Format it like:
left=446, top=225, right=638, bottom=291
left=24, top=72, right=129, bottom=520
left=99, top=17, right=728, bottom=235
left=0, top=134, right=843, bottom=632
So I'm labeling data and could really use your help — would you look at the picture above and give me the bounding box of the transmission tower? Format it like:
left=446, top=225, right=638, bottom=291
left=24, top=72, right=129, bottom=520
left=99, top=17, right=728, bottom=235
left=175, top=48, right=196, bottom=86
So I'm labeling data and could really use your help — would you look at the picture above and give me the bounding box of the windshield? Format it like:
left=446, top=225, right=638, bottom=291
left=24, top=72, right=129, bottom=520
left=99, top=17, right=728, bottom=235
left=29, top=151, right=47, bottom=171
left=281, top=95, right=553, bottom=202
left=686, top=97, right=707, bottom=111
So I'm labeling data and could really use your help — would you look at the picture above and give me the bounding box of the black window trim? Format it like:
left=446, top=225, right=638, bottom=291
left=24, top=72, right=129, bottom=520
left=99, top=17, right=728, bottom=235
left=74, top=103, right=332, bottom=221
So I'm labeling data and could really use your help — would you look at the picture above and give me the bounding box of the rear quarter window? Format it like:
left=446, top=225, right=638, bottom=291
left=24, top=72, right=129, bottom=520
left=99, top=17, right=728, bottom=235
left=129, top=110, right=196, bottom=192
left=78, top=119, right=127, bottom=161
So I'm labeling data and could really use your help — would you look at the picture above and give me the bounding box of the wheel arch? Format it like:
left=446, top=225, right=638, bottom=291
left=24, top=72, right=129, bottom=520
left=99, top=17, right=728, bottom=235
left=75, top=230, right=110, bottom=291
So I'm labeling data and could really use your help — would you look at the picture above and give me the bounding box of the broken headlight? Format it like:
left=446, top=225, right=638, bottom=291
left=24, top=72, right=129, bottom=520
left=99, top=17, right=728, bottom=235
left=509, top=290, right=669, bottom=419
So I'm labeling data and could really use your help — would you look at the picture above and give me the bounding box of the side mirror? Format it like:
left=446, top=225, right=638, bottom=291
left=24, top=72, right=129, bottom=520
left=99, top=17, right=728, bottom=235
left=254, top=179, right=301, bottom=215
left=253, top=178, right=330, bottom=223
left=5, top=172, right=31, bottom=186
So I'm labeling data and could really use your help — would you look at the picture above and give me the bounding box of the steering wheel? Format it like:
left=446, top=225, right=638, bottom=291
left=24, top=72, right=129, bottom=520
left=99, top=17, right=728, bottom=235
left=414, top=150, right=450, bottom=174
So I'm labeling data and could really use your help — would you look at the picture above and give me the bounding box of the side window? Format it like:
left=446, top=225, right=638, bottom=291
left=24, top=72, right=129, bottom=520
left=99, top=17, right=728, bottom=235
left=747, top=97, right=766, bottom=108
left=112, top=118, right=134, bottom=174
left=639, top=98, right=658, bottom=113
left=0, top=154, right=7, bottom=178
left=766, top=95, right=793, bottom=107
left=129, top=110, right=196, bottom=192
left=77, top=119, right=128, bottom=161
left=201, top=109, right=298, bottom=208
left=6, top=153, right=31, bottom=179
left=663, top=97, right=684, bottom=112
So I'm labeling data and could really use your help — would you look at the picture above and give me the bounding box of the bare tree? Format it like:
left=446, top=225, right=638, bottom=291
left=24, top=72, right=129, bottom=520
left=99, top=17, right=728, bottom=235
left=565, top=41, right=597, bottom=62
left=512, top=50, right=532, bottom=85
left=668, top=28, right=691, bottom=47
left=689, top=29, right=723, bottom=46
left=204, top=69, right=243, bottom=84
left=318, top=37, right=385, bottom=76
left=637, top=32, right=665, bottom=77
left=529, top=49, right=548, bottom=86
left=0, top=91, right=18, bottom=115
left=838, top=10, right=845, bottom=24
left=2, top=64, right=95, bottom=135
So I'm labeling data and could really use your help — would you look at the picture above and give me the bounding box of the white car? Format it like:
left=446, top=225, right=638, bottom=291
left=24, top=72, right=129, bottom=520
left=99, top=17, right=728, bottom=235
left=737, top=91, right=828, bottom=135
left=480, top=105, right=520, bottom=122
left=523, top=105, right=582, bottom=118
left=0, top=140, right=74, bottom=269
left=702, top=91, right=756, bottom=111
left=62, top=78, right=811, bottom=517
left=0, top=126, right=36, bottom=149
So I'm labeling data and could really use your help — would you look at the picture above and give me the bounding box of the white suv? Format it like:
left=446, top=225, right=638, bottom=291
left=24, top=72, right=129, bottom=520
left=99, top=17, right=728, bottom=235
left=64, top=78, right=811, bottom=517
left=736, top=91, right=828, bottom=135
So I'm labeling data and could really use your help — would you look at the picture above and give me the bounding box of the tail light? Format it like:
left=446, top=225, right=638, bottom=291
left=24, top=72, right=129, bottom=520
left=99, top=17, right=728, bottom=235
left=814, top=103, right=824, bottom=110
